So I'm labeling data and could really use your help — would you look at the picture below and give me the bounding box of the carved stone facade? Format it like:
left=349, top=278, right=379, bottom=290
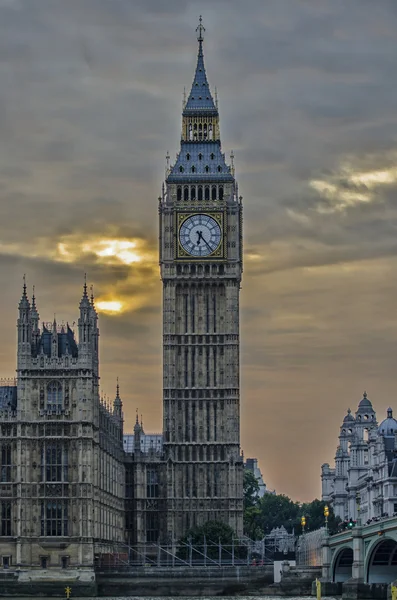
left=322, top=393, right=397, bottom=523
left=159, top=29, right=244, bottom=539
left=0, top=283, right=125, bottom=573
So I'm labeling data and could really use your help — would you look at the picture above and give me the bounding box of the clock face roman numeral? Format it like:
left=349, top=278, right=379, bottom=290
left=179, top=213, right=222, bottom=257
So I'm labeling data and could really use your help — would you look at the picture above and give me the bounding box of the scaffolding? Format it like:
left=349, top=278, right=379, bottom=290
left=296, top=527, right=326, bottom=567
left=94, top=536, right=274, bottom=570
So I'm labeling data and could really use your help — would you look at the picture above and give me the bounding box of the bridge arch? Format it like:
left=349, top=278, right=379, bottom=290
left=366, top=537, right=397, bottom=584
left=332, top=546, right=353, bottom=583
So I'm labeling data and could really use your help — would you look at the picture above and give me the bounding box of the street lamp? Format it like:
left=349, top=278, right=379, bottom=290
left=301, top=516, right=306, bottom=534
left=324, top=505, right=330, bottom=532
left=356, top=493, right=361, bottom=526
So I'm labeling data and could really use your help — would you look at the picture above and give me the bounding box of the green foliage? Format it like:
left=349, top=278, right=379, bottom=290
left=299, top=499, right=341, bottom=534
left=243, top=469, right=260, bottom=510
left=258, top=493, right=301, bottom=534
left=177, top=520, right=245, bottom=560
left=242, top=481, right=341, bottom=538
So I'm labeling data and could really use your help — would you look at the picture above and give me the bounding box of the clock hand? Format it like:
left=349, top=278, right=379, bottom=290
left=201, top=236, right=213, bottom=251
left=196, top=230, right=203, bottom=245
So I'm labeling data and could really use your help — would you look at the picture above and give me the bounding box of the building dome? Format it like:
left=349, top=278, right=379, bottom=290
left=378, top=408, right=397, bottom=437
left=343, top=408, right=355, bottom=423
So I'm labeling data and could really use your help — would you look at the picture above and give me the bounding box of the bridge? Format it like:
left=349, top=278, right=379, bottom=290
left=321, top=516, right=397, bottom=595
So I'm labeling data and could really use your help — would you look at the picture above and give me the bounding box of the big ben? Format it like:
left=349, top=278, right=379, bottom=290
left=160, top=19, right=243, bottom=540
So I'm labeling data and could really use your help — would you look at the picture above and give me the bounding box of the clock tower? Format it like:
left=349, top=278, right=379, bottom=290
left=160, top=20, right=243, bottom=540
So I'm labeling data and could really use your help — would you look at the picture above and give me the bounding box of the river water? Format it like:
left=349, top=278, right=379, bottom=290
left=6, top=597, right=341, bottom=600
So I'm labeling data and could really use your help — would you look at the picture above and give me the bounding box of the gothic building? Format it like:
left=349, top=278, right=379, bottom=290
left=0, top=23, right=244, bottom=574
left=322, top=393, right=397, bottom=523
left=0, top=282, right=125, bottom=573
left=159, top=19, right=244, bottom=540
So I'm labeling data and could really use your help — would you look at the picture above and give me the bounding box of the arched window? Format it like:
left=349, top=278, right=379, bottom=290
left=210, top=153, right=215, bottom=160
left=198, top=186, right=203, bottom=201
left=179, top=166, right=184, bottom=173
left=217, top=165, right=222, bottom=172
left=191, top=166, right=196, bottom=173
left=47, top=382, right=62, bottom=410
left=212, top=186, right=217, bottom=201
left=177, top=187, right=182, bottom=201
left=219, top=186, right=224, bottom=200
left=205, top=186, right=210, bottom=201
left=198, top=153, right=202, bottom=161
left=191, top=186, right=196, bottom=200
left=186, top=153, right=190, bottom=161
left=205, top=165, right=209, bottom=173
left=184, top=187, right=189, bottom=202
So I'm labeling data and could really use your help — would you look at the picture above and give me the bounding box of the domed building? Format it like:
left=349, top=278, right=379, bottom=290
left=322, top=394, right=397, bottom=522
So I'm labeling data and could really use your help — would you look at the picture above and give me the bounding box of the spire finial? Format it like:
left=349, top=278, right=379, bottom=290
left=196, top=15, right=205, bottom=42
left=116, top=376, right=120, bottom=398
left=83, top=273, right=87, bottom=296
left=23, top=274, right=27, bottom=296
left=135, top=409, right=139, bottom=425
left=363, top=390, right=367, bottom=398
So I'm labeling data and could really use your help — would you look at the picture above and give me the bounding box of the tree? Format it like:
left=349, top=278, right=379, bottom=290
left=257, top=493, right=301, bottom=534
left=177, top=521, right=243, bottom=561
left=299, top=499, right=340, bottom=534
left=243, top=469, right=260, bottom=510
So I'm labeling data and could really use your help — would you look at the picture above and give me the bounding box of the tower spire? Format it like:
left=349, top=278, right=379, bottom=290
left=183, top=17, right=216, bottom=114
left=196, top=15, right=205, bottom=43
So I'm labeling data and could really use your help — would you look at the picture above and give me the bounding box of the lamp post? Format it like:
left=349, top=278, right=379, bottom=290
left=356, top=493, right=361, bottom=526
left=324, top=504, right=330, bottom=532
left=301, top=516, right=306, bottom=534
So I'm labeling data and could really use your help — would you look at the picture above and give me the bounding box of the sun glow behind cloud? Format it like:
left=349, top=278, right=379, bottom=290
left=96, top=300, right=124, bottom=313
left=57, top=236, right=154, bottom=266
left=309, top=161, right=397, bottom=213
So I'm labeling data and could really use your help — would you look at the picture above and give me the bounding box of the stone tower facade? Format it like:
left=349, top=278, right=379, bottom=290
left=160, top=23, right=244, bottom=540
left=0, top=281, right=125, bottom=575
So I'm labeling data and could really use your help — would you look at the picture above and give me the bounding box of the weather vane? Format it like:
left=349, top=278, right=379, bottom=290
left=196, top=15, right=205, bottom=42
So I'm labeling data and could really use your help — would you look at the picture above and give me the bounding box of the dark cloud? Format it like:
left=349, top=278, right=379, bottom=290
left=1, top=0, right=397, bottom=501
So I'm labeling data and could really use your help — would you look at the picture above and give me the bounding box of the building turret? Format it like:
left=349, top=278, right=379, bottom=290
left=78, top=278, right=92, bottom=361
left=17, top=277, right=31, bottom=366
left=134, top=412, right=142, bottom=454
left=113, top=380, right=123, bottom=420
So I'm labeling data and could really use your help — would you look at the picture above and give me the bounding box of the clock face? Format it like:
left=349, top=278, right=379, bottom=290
left=179, top=214, right=222, bottom=257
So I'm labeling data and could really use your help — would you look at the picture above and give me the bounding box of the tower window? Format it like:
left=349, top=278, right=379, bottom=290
left=0, top=501, right=11, bottom=536
left=41, top=500, right=68, bottom=536
left=186, top=153, right=190, bottom=160
left=217, top=166, right=222, bottom=172
left=47, top=382, right=62, bottom=410
left=147, top=469, right=159, bottom=498
left=191, top=166, right=195, bottom=173
left=205, top=166, right=209, bottom=173
left=198, top=153, right=202, bottom=160
left=219, top=186, right=224, bottom=200
left=0, top=445, right=11, bottom=483
left=179, top=166, right=184, bottom=173
left=184, top=187, right=189, bottom=201
left=41, top=443, right=68, bottom=482
left=191, top=186, right=196, bottom=200
left=210, top=153, right=215, bottom=160
left=198, top=186, right=203, bottom=201
left=212, top=186, right=217, bottom=201
left=205, top=186, right=210, bottom=201
left=177, top=187, right=182, bottom=201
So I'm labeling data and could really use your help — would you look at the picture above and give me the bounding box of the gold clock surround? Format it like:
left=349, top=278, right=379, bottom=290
left=176, top=211, right=225, bottom=260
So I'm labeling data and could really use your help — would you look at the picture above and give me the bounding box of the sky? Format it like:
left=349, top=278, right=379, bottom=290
left=0, top=0, right=397, bottom=502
